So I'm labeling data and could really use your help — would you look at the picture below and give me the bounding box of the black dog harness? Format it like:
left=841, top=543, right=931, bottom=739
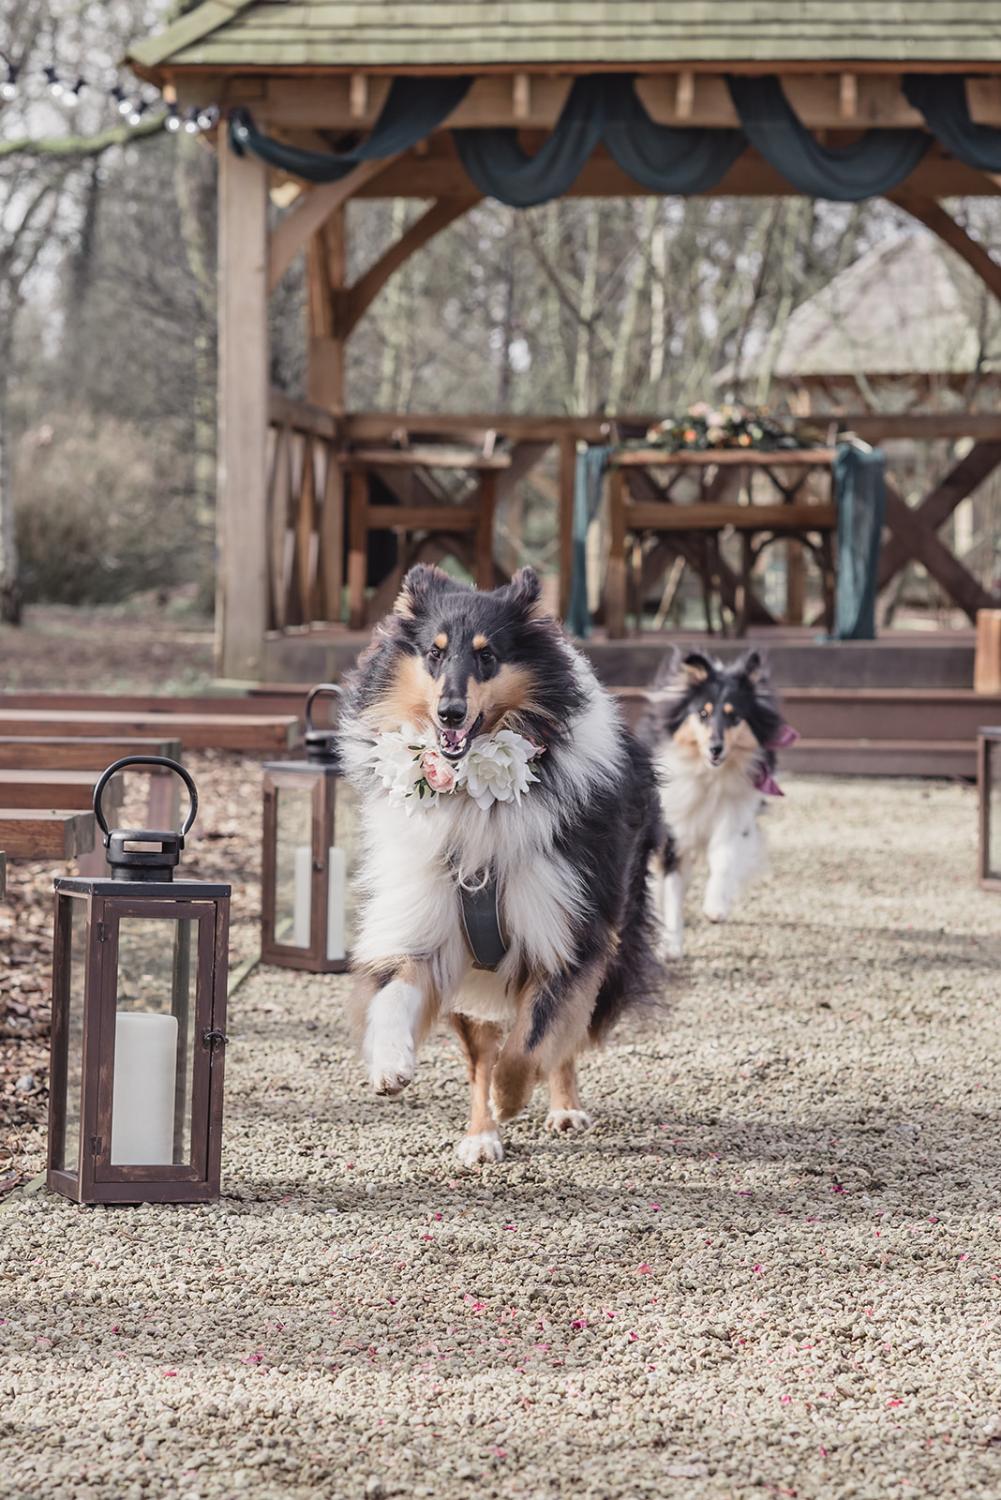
left=452, top=861, right=508, bottom=971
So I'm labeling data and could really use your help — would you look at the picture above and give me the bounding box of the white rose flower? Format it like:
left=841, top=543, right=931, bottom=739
left=464, top=729, right=539, bottom=811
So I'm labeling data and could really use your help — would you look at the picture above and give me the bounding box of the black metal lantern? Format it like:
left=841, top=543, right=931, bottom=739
left=978, top=728, right=1001, bottom=891
left=261, top=684, right=356, bottom=973
left=46, top=757, right=230, bottom=1205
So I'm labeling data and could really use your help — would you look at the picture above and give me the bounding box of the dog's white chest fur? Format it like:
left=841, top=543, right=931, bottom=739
left=657, top=742, right=763, bottom=856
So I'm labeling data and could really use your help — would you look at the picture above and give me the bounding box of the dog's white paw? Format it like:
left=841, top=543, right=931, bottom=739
left=702, top=895, right=732, bottom=923
left=659, top=931, right=684, bottom=960
left=366, top=1039, right=415, bottom=1096
left=545, top=1108, right=593, bottom=1134
left=455, top=1130, right=504, bottom=1167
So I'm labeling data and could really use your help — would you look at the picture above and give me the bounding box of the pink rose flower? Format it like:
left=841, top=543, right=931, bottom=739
left=421, top=749, right=458, bottom=794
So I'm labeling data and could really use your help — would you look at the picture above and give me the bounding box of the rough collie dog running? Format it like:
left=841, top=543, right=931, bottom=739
left=337, top=564, right=665, bottom=1166
left=640, top=648, right=796, bottom=960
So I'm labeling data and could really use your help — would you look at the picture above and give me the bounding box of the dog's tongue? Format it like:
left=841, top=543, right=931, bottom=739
left=440, top=727, right=466, bottom=754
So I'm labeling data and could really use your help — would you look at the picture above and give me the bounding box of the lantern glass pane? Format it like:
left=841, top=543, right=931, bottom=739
left=988, top=740, right=1001, bottom=881
left=110, top=917, right=195, bottom=1167
left=275, top=782, right=314, bottom=949
left=56, top=896, right=88, bottom=1174
left=329, top=777, right=359, bottom=962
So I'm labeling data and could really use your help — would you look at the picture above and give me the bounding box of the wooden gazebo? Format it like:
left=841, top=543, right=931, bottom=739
left=128, top=2, right=1001, bottom=678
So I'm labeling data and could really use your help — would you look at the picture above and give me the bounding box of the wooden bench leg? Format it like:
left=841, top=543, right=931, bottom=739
left=475, top=471, right=497, bottom=592
left=820, top=531, right=836, bottom=634
left=606, top=469, right=628, bottom=638
left=737, top=532, right=754, bottom=638
left=347, top=470, right=369, bottom=630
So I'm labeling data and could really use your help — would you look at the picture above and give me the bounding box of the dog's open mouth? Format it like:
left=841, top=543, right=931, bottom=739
left=437, top=713, right=484, bottom=761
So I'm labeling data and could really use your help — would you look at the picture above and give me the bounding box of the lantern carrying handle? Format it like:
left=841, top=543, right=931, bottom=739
left=93, top=756, right=198, bottom=842
left=304, top=682, right=342, bottom=736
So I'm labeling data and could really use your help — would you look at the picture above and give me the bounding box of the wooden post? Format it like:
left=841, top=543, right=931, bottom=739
left=975, top=609, right=1001, bottom=694
left=476, top=470, right=497, bottom=590
left=308, top=209, right=347, bottom=625
left=216, top=132, right=270, bottom=680
left=558, top=434, right=576, bottom=621
left=606, top=467, right=628, bottom=639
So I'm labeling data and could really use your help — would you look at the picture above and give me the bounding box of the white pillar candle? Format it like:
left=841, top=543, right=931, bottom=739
left=327, top=846, right=347, bottom=961
left=292, top=843, right=312, bottom=948
left=111, top=1012, right=178, bottom=1166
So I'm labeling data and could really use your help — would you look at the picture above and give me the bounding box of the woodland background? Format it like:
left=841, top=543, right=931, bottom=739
left=3, top=0, right=1001, bottom=630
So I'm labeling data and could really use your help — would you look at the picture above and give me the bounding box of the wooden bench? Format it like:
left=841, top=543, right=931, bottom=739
left=0, top=734, right=182, bottom=769
left=0, top=770, right=123, bottom=811
left=607, top=447, right=837, bottom=638
left=0, top=710, right=297, bottom=753
left=0, top=811, right=96, bottom=859
left=344, top=441, right=512, bottom=629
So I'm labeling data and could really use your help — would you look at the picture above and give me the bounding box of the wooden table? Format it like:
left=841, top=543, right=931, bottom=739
left=606, top=447, right=838, bottom=638
left=343, top=445, right=512, bottom=628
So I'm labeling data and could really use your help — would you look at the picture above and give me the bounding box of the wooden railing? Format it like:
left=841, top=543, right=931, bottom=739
left=267, top=391, right=343, bottom=631
left=266, top=397, right=1001, bottom=631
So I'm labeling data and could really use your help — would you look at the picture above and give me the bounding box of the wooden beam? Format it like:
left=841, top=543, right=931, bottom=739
left=238, top=73, right=932, bottom=133
left=882, top=477, right=997, bottom=621
left=878, top=442, right=1001, bottom=589
left=0, top=811, right=95, bottom=860
left=339, top=196, right=479, bottom=335
left=217, top=129, right=270, bottom=681
left=888, top=194, right=1001, bottom=305
left=268, top=157, right=399, bottom=292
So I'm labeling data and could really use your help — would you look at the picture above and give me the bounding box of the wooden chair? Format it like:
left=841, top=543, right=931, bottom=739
left=343, top=433, right=512, bottom=628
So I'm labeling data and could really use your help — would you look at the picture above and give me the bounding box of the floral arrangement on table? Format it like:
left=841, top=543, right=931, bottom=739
left=641, top=402, right=816, bottom=453
left=365, top=726, right=543, bottom=814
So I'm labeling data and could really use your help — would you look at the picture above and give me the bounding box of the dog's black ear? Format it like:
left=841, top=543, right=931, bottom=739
left=736, top=648, right=767, bottom=684
left=679, top=650, right=714, bottom=686
left=394, top=564, right=460, bottom=619
left=503, top=566, right=546, bottom=620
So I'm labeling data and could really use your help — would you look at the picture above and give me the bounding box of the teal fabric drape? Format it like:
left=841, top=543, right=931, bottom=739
left=567, top=446, right=610, bottom=638
left=454, top=75, right=743, bottom=205
left=230, top=76, right=472, bottom=182
left=230, top=74, right=1001, bottom=204
left=903, top=74, right=1001, bottom=173
left=453, top=78, right=606, bottom=207
left=727, top=76, right=928, bottom=200
left=831, top=443, right=886, bottom=641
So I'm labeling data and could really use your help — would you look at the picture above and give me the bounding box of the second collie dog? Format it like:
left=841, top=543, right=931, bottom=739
left=337, top=564, right=665, bottom=1166
left=640, top=648, right=795, bottom=959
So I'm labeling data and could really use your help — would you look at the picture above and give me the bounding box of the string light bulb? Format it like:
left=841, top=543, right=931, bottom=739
left=44, top=64, right=64, bottom=99
left=165, top=101, right=181, bottom=132
left=65, top=75, right=85, bottom=106
left=111, top=84, right=131, bottom=116
left=126, top=99, right=147, bottom=126
left=183, top=107, right=200, bottom=134
left=0, top=60, right=19, bottom=101
left=195, top=104, right=219, bottom=131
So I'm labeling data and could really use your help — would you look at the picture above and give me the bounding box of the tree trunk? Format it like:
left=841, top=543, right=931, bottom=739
left=0, top=327, right=22, bottom=624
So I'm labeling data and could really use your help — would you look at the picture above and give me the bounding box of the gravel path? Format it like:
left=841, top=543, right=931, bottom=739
left=3, top=776, right=1000, bottom=1499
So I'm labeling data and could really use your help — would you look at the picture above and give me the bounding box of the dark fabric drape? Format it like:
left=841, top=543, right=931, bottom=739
left=727, top=76, right=929, bottom=201
left=230, top=73, right=1001, bottom=205
left=903, top=74, right=1001, bottom=173
left=453, top=78, right=605, bottom=207
left=455, top=75, right=744, bottom=204
left=230, top=75, right=472, bottom=183
left=831, top=443, right=886, bottom=641
left=568, top=445, right=610, bottom=637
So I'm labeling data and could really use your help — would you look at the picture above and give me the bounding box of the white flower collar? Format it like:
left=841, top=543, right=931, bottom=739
left=365, top=724, right=543, bottom=813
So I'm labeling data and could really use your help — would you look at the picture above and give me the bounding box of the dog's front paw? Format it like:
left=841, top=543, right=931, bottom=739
left=545, top=1108, right=593, bottom=1134
left=455, top=1130, right=504, bottom=1168
left=366, top=1039, right=415, bottom=1097
left=658, top=930, right=684, bottom=960
left=702, top=891, right=732, bottom=923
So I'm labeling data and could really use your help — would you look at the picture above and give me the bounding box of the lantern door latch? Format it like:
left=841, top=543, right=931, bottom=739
left=202, top=1028, right=228, bottom=1050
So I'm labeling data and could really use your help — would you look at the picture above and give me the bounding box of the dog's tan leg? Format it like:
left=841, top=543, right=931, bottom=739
left=450, top=1015, right=504, bottom=1167
left=490, top=966, right=602, bottom=1124
left=360, top=961, right=436, bottom=1096
left=545, top=1056, right=593, bottom=1134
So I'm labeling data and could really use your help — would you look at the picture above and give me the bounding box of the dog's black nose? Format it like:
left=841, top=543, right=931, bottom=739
left=709, top=741, right=724, bottom=762
left=437, top=698, right=467, bottom=727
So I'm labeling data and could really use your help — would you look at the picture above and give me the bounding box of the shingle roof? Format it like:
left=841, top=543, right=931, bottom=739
left=129, top=2, right=1001, bottom=74
left=717, top=232, right=1001, bottom=384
